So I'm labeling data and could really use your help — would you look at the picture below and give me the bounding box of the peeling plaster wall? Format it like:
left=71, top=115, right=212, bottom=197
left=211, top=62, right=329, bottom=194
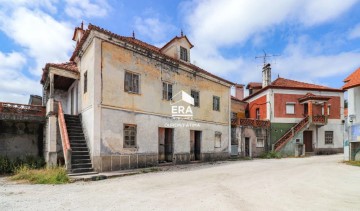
left=236, top=127, right=267, bottom=157
left=0, top=121, right=42, bottom=159
left=101, top=41, right=230, bottom=124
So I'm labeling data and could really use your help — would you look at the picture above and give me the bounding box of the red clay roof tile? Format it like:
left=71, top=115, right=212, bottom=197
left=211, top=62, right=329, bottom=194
left=343, top=67, right=360, bottom=90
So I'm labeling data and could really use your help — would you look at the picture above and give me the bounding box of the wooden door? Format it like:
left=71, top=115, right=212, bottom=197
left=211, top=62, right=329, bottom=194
left=164, top=128, right=173, bottom=162
left=303, top=131, right=313, bottom=152
left=194, top=131, right=201, bottom=160
left=158, top=128, right=165, bottom=162
left=245, top=137, right=250, bottom=157
left=190, top=130, right=195, bottom=161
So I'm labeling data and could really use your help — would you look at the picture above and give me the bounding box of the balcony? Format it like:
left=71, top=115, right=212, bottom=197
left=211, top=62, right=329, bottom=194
left=232, top=118, right=270, bottom=128
left=311, top=115, right=327, bottom=125
left=0, top=102, right=46, bottom=122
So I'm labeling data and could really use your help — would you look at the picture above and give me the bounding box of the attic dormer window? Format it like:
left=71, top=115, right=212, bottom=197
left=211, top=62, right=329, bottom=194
left=180, top=47, right=188, bottom=61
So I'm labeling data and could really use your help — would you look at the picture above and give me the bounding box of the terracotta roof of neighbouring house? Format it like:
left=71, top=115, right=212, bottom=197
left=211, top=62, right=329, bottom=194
left=69, top=24, right=234, bottom=85
left=246, top=82, right=262, bottom=89
left=343, top=67, right=360, bottom=90
left=298, top=93, right=331, bottom=103
left=41, top=62, right=79, bottom=84
left=243, top=77, right=343, bottom=101
left=231, top=96, right=245, bottom=102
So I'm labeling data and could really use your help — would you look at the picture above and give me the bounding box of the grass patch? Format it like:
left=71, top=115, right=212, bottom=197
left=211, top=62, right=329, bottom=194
left=11, top=166, right=69, bottom=184
left=344, top=160, right=360, bottom=167
left=0, top=155, right=45, bottom=174
left=259, top=151, right=282, bottom=159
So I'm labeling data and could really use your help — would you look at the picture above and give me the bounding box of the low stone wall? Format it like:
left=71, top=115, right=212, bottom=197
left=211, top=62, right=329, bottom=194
left=93, top=152, right=230, bottom=172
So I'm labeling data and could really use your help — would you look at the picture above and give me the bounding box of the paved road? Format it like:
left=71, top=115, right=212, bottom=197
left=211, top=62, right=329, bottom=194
left=1, top=154, right=360, bottom=211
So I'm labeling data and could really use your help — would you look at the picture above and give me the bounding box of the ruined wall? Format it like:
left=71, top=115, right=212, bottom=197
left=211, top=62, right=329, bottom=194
left=236, top=126, right=267, bottom=157
left=0, top=121, right=43, bottom=159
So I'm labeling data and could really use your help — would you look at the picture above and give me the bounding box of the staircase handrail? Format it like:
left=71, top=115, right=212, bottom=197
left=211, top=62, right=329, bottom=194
left=274, top=116, right=309, bottom=151
left=58, top=102, right=72, bottom=171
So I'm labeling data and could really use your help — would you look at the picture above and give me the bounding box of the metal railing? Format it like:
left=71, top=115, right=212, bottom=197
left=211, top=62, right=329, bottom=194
left=58, top=102, right=72, bottom=171
left=274, top=116, right=310, bottom=152
left=233, top=118, right=271, bottom=127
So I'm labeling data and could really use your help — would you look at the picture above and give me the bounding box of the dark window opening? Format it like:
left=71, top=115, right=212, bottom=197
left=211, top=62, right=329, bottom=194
left=213, top=96, right=220, bottom=111
left=84, top=71, right=87, bottom=94
left=124, top=124, right=137, bottom=148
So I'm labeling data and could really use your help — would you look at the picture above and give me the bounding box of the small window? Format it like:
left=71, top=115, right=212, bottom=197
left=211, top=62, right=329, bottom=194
left=124, top=71, right=140, bottom=94
left=325, top=131, right=333, bottom=144
left=124, top=124, right=137, bottom=148
left=286, top=103, right=295, bottom=114
left=256, top=138, right=264, bottom=148
left=213, top=96, right=220, bottom=111
left=191, top=90, right=200, bottom=107
left=180, top=47, right=188, bottom=61
left=255, top=128, right=262, bottom=137
left=162, top=82, right=173, bottom=100
left=322, top=105, right=331, bottom=115
left=256, top=108, right=260, bottom=120
left=231, top=112, right=237, bottom=121
left=84, top=71, right=87, bottom=94
left=215, top=131, right=221, bottom=148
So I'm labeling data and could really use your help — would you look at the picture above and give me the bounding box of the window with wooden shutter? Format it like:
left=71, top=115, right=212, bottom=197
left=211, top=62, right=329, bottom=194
left=124, top=71, right=140, bottom=94
left=124, top=124, right=137, bottom=148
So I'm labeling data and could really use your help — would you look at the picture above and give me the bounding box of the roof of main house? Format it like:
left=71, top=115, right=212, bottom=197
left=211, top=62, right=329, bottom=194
left=343, top=67, right=360, bottom=90
left=243, top=77, right=343, bottom=101
left=65, top=23, right=234, bottom=85
left=41, top=61, right=78, bottom=84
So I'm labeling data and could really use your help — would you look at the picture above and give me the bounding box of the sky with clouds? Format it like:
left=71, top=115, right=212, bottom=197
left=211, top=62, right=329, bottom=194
left=1, top=0, right=360, bottom=103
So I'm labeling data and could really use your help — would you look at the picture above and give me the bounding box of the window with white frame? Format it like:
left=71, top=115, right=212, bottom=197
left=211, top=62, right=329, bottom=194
left=325, top=131, right=333, bottom=144
left=256, top=108, right=260, bottom=119
left=256, top=138, right=264, bottom=147
left=214, top=131, right=221, bottom=148
left=286, top=103, right=295, bottom=114
left=322, top=105, right=331, bottom=115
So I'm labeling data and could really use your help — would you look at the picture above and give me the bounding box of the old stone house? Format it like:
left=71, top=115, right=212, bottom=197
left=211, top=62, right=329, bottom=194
left=40, top=23, right=234, bottom=173
left=243, top=64, right=345, bottom=156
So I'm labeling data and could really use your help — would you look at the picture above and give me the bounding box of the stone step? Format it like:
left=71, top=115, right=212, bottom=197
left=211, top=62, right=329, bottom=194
left=72, top=155, right=90, bottom=160
left=72, top=151, right=90, bottom=156
left=70, top=143, right=87, bottom=147
left=72, top=159, right=92, bottom=164
left=68, top=171, right=98, bottom=177
left=72, top=163, right=92, bottom=169
left=71, top=168, right=94, bottom=174
left=71, top=147, right=88, bottom=152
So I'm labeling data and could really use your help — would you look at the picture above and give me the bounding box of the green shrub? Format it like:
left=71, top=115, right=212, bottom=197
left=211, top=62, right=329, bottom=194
left=11, top=166, right=69, bottom=184
left=259, top=151, right=282, bottom=159
left=0, top=155, right=45, bottom=175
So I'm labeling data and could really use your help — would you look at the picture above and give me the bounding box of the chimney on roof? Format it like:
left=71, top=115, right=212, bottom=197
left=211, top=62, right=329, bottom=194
left=262, top=63, right=271, bottom=87
left=132, top=31, right=135, bottom=39
left=181, top=29, right=183, bottom=37
left=235, top=84, right=244, bottom=100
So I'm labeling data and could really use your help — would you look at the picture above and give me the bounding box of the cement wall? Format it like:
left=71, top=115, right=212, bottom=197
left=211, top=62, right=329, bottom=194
left=234, top=126, right=267, bottom=157
left=0, top=121, right=43, bottom=159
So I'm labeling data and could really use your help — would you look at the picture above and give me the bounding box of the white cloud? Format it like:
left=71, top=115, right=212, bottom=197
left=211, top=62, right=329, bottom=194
left=0, top=7, right=73, bottom=76
left=64, top=0, right=109, bottom=19
left=181, top=0, right=360, bottom=86
left=0, top=51, right=40, bottom=104
left=348, top=24, right=360, bottom=39
left=134, top=16, right=176, bottom=42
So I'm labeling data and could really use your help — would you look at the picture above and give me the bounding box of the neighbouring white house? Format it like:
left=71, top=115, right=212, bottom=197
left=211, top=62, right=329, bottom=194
left=343, top=67, right=360, bottom=161
left=40, top=23, right=234, bottom=174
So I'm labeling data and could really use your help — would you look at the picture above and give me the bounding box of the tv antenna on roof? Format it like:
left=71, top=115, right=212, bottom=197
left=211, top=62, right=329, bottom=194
left=255, top=50, right=280, bottom=65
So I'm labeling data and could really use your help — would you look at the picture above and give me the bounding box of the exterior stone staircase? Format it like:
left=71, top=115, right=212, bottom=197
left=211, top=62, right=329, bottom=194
left=64, top=114, right=96, bottom=175
left=274, top=116, right=310, bottom=152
